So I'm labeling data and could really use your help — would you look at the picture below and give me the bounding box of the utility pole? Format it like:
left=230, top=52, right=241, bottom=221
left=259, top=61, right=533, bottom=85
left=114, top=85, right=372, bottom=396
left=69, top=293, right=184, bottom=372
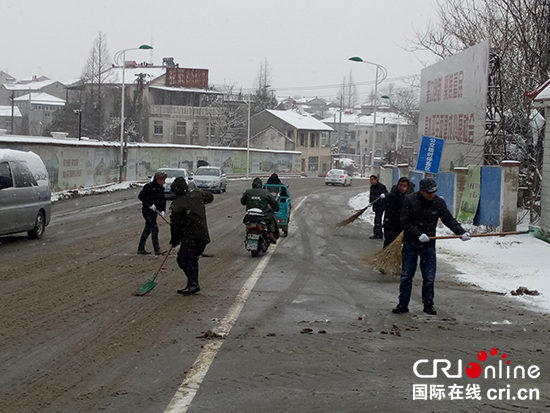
left=338, top=95, right=343, bottom=154
left=10, top=92, right=14, bottom=134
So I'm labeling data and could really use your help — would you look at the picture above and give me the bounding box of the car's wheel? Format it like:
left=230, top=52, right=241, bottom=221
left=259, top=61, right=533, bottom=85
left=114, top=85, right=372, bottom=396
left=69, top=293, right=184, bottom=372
left=325, top=182, right=329, bottom=185
left=28, top=211, right=45, bottom=239
left=222, top=184, right=227, bottom=193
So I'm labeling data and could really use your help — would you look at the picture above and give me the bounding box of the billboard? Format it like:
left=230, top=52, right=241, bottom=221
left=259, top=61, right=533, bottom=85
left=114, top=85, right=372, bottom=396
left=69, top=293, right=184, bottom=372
left=165, top=68, right=209, bottom=88
left=419, top=41, right=489, bottom=171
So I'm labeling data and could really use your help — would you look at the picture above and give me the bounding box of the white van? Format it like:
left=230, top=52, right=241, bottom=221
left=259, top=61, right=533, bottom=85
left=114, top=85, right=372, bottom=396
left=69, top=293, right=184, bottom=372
left=0, top=149, right=51, bottom=239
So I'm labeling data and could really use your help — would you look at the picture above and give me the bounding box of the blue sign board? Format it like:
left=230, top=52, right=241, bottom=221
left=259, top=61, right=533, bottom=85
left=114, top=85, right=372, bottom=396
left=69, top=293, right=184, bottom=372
left=416, top=135, right=444, bottom=173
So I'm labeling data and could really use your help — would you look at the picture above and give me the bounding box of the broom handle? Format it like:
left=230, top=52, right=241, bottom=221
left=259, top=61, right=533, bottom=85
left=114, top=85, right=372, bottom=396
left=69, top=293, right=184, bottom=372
left=429, top=231, right=522, bottom=240
left=156, top=245, right=173, bottom=273
left=156, top=209, right=170, bottom=225
left=362, top=195, right=383, bottom=210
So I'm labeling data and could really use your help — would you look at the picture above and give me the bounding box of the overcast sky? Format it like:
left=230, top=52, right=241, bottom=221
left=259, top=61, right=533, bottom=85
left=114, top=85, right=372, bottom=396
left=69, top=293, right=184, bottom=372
left=1, top=0, right=439, bottom=101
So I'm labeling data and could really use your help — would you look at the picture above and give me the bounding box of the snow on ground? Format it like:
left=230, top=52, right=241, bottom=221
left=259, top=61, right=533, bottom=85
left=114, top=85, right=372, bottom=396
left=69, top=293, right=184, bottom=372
left=349, top=191, right=550, bottom=314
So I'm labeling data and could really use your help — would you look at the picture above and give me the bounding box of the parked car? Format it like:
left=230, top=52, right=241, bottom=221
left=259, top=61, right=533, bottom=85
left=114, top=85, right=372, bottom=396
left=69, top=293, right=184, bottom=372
left=0, top=149, right=51, bottom=239
left=325, top=169, right=352, bottom=186
left=158, top=167, right=196, bottom=200
left=193, top=166, right=227, bottom=193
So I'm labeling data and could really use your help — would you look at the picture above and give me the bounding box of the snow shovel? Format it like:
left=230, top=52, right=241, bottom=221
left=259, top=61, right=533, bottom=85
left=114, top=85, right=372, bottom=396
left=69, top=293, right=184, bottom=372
left=134, top=245, right=173, bottom=296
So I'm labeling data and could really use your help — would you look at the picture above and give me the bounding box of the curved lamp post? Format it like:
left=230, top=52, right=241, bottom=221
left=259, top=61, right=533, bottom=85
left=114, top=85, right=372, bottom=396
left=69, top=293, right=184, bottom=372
left=349, top=57, right=387, bottom=174
left=114, top=44, right=153, bottom=183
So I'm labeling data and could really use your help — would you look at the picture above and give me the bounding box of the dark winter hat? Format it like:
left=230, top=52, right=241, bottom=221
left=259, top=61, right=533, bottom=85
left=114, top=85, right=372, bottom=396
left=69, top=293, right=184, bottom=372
left=154, top=171, right=168, bottom=181
left=171, top=176, right=189, bottom=195
left=419, top=178, right=438, bottom=193
left=252, top=177, right=263, bottom=188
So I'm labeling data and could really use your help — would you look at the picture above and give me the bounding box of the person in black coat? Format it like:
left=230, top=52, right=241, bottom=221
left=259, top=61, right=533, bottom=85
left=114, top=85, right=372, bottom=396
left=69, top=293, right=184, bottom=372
left=369, top=175, right=388, bottom=239
left=383, top=177, right=410, bottom=248
left=392, top=178, right=470, bottom=315
left=170, top=177, right=214, bottom=295
left=137, top=171, right=167, bottom=255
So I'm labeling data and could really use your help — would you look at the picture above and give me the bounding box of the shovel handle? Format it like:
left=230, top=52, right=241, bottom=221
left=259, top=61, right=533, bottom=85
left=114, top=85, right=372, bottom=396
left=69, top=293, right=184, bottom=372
left=430, top=231, right=523, bottom=240
left=156, top=209, right=170, bottom=225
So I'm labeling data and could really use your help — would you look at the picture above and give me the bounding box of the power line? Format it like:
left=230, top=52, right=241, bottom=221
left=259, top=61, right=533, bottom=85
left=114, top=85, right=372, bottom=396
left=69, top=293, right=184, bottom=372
left=238, top=74, right=419, bottom=93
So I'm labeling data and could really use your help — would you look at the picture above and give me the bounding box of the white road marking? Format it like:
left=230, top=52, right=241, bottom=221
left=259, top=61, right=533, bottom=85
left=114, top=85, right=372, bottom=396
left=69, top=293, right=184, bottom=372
left=163, top=195, right=308, bottom=413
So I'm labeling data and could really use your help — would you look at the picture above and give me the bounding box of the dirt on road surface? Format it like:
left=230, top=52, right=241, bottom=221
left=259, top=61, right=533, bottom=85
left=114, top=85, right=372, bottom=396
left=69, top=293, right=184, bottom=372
left=1, top=177, right=549, bottom=412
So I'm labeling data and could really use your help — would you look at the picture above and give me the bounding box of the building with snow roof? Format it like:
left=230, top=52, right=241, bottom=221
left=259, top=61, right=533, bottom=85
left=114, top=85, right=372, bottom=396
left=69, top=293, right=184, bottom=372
left=73, top=63, right=226, bottom=146
left=13, top=92, right=66, bottom=136
left=251, top=109, right=333, bottom=176
left=319, top=108, right=418, bottom=170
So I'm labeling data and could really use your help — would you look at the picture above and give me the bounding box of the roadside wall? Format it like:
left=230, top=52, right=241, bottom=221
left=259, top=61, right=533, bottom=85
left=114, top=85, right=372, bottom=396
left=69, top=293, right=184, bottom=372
left=379, top=164, right=519, bottom=231
left=0, top=135, right=302, bottom=191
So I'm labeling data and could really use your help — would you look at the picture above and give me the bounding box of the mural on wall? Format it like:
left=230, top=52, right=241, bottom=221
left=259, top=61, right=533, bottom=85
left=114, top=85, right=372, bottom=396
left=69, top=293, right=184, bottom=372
left=458, top=166, right=481, bottom=224
left=0, top=140, right=302, bottom=191
left=221, top=151, right=234, bottom=173
left=232, top=151, right=248, bottom=174
left=259, top=153, right=293, bottom=173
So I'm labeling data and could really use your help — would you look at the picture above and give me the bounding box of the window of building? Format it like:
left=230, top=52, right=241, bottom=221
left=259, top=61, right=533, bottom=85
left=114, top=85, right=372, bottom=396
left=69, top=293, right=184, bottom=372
left=349, top=131, right=356, bottom=142
left=308, top=156, right=319, bottom=171
left=192, top=122, right=199, bottom=136
left=176, top=122, right=187, bottom=136
left=154, top=120, right=163, bottom=135
left=300, top=133, right=306, bottom=147
left=310, top=133, right=317, bottom=147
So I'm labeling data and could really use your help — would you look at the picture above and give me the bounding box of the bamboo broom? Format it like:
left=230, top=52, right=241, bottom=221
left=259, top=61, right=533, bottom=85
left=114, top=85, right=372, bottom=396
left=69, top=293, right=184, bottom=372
left=366, top=231, right=526, bottom=276
left=334, top=196, right=383, bottom=228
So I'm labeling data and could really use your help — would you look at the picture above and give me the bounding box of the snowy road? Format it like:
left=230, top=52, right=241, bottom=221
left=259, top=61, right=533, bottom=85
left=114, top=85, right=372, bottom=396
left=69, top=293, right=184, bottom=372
left=1, top=177, right=549, bottom=412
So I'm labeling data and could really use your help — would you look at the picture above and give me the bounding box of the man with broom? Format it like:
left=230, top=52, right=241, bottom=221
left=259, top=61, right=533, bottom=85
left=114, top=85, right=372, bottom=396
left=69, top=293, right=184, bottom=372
left=169, top=177, right=214, bottom=296
left=369, top=175, right=388, bottom=239
left=383, top=177, right=410, bottom=248
left=392, top=178, right=470, bottom=315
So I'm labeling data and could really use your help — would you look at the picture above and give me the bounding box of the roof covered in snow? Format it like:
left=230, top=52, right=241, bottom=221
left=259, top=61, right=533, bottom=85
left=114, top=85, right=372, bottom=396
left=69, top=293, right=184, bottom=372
left=14, top=92, right=66, bottom=105
left=264, top=109, right=334, bottom=131
left=3, top=78, right=61, bottom=91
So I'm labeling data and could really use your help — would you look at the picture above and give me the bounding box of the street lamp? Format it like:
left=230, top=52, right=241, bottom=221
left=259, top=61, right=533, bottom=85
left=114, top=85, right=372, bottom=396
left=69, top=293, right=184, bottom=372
left=114, top=44, right=153, bottom=183
left=349, top=57, right=387, bottom=174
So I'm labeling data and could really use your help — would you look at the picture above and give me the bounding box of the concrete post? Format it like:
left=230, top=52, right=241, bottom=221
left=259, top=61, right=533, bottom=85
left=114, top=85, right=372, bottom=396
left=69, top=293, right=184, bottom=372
left=500, top=160, right=521, bottom=232
left=380, top=165, right=394, bottom=188
left=397, top=163, right=409, bottom=179
left=453, top=167, right=469, bottom=218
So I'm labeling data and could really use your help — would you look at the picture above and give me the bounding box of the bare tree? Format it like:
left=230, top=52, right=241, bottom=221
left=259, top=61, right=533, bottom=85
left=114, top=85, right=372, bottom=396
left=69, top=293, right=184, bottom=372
left=81, top=31, right=113, bottom=137
left=411, top=0, right=549, bottom=223
left=252, top=59, right=277, bottom=115
left=336, top=71, right=359, bottom=110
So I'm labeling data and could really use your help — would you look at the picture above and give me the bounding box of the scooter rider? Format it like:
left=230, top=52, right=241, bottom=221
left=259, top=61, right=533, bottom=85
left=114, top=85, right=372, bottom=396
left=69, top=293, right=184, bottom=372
left=241, top=177, right=280, bottom=243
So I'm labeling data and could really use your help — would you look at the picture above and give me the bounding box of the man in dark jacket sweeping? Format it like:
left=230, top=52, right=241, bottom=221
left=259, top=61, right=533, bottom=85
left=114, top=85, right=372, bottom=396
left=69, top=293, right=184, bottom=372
left=393, top=178, right=471, bottom=315
left=241, top=177, right=280, bottom=243
left=169, top=177, right=214, bottom=295
left=383, top=176, right=410, bottom=248
left=138, top=171, right=167, bottom=255
left=369, top=175, right=388, bottom=239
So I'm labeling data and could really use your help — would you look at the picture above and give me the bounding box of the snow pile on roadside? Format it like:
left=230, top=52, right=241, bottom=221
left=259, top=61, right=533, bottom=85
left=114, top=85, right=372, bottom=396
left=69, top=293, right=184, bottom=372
left=52, top=181, right=144, bottom=202
left=349, top=191, right=550, bottom=314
